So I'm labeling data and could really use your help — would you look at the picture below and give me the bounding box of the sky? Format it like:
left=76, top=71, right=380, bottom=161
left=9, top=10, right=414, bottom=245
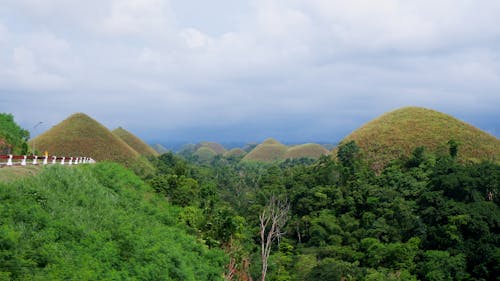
left=1, top=0, right=499, bottom=145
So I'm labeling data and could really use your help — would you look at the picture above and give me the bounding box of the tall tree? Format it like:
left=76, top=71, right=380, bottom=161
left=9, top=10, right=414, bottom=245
left=259, top=196, right=290, bottom=281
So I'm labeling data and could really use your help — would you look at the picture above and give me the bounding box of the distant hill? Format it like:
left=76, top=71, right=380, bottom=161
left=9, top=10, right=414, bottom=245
left=30, top=113, right=151, bottom=171
left=337, top=106, right=500, bottom=170
left=196, top=142, right=227, bottom=155
left=194, top=146, right=218, bottom=162
left=152, top=143, right=169, bottom=154
left=224, top=148, right=247, bottom=158
left=243, top=138, right=288, bottom=162
left=112, top=127, right=159, bottom=157
left=284, top=143, right=330, bottom=159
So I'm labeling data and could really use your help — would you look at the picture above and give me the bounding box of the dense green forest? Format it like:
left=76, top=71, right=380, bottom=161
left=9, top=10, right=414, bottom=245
left=149, top=141, right=499, bottom=281
left=1, top=113, right=499, bottom=280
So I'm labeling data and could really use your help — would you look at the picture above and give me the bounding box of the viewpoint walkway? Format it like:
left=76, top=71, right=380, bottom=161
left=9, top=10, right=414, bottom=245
left=0, top=154, right=96, bottom=167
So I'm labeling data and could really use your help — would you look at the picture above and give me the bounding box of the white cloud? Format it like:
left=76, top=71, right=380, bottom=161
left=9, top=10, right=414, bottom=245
left=1, top=0, right=499, bottom=140
left=100, top=0, right=175, bottom=36
left=179, top=28, right=212, bottom=49
left=4, top=46, right=67, bottom=90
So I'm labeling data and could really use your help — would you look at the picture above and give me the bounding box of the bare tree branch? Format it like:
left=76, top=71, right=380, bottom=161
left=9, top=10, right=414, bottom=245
left=259, top=196, right=289, bottom=281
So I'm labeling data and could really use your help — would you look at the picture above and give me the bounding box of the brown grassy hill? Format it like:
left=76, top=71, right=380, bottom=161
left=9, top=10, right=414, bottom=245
left=336, top=106, right=500, bottom=171
left=196, top=142, right=227, bottom=155
left=284, top=143, right=329, bottom=159
left=224, top=148, right=247, bottom=158
left=112, top=127, right=159, bottom=157
left=152, top=144, right=168, bottom=154
left=194, top=146, right=218, bottom=162
left=243, top=138, right=288, bottom=162
left=30, top=113, right=147, bottom=169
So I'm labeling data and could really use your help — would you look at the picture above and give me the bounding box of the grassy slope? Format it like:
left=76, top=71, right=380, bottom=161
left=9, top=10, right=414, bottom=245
left=337, top=106, right=500, bottom=170
left=243, top=139, right=288, bottom=162
left=0, top=163, right=225, bottom=280
left=197, top=142, right=227, bottom=155
left=152, top=143, right=169, bottom=154
left=224, top=148, right=246, bottom=158
left=284, top=143, right=330, bottom=159
left=0, top=166, right=41, bottom=182
left=112, top=127, right=159, bottom=157
left=194, top=147, right=218, bottom=161
left=30, top=113, right=143, bottom=168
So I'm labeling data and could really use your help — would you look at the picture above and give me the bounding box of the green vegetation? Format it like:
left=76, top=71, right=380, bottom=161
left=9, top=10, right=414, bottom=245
left=337, top=107, right=500, bottom=171
left=0, top=163, right=225, bottom=280
left=30, top=113, right=154, bottom=176
left=0, top=113, right=29, bottom=155
left=0, top=166, right=41, bottom=182
left=3, top=110, right=499, bottom=280
left=148, top=141, right=499, bottom=280
left=112, top=127, right=159, bottom=157
left=283, top=143, right=329, bottom=160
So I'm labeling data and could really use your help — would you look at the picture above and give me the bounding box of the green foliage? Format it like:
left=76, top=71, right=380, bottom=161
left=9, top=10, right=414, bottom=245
left=0, top=163, right=225, bottom=280
left=165, top=143, right=500, bottom=280
left=0, top=113, right=30, bottom=154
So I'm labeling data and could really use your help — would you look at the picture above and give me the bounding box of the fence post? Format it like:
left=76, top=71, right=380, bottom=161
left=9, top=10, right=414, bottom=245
left=43, top=156, right=48, bottom=165
left=7, top=155, right=13, bottom=166
left=33, top=155, right=38, bottom=165
left=52, top=156, right=57, bottom=164
left=69, top=157, right=73, bottom=165
left=75, top=157, right=80, bottom=165
left=61, top=157, right=65, bottom=165
left=21, top=155, right=27, bottom=166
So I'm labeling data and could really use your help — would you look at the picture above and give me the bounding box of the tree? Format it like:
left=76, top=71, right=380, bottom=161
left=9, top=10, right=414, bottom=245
left=259, top=196, right=289, bottom=281
left=448, top=139, right=459, bottom=158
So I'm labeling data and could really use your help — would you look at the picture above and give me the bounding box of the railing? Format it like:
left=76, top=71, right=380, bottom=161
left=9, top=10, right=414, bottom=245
left=0, top=155, right=96, bottom=167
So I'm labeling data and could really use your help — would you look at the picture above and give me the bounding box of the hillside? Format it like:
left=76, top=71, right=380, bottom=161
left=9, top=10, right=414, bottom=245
left=152, top=143, right=169, bottom=154
left=112, top=127, right=159, bottom=157
left=0, top=163, right=225, bottom=280
left=196, top=142, right=227, bottom=155
left=337, top=106, right=500, bottom=170
left=194, top=146, right=218, bottom=162
left=242, top=138, right=288, bottom=162
left=283, top=143, right=329, bottom=159
left=224, top=148, right=247, bottom=158
left=30, top=113, right=150, bottom=171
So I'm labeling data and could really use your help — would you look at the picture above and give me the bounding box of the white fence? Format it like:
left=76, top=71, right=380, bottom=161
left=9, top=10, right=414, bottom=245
left=0, top=155, right=96, bottom=167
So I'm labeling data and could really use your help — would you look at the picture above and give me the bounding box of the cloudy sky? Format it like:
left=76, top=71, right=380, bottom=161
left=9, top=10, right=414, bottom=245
left=1, top=0, right=499, bottom=145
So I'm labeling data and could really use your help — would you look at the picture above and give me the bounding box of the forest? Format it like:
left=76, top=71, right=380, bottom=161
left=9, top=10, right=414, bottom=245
left=148, top=141, right=499, bottom=280
left=0, top=111, right=499, bottom=280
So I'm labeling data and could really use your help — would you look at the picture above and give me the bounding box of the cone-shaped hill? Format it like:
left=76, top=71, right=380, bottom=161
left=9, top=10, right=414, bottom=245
left=31, top=113, right=142, bottom=167
left=243, top=138, right=288, bottom=162
left=196, top=142, right=227, bottom=155
left=224, top=148, right=247, bottom=158
left=112, top=127, right=159, bottom=157
left=337, top=107, right=500, bottom=170
left=194, top=146, right=218, bottom=162
left=152, top=144, right=168, bottom=154
left=284, top=143, right=330, bottom=160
